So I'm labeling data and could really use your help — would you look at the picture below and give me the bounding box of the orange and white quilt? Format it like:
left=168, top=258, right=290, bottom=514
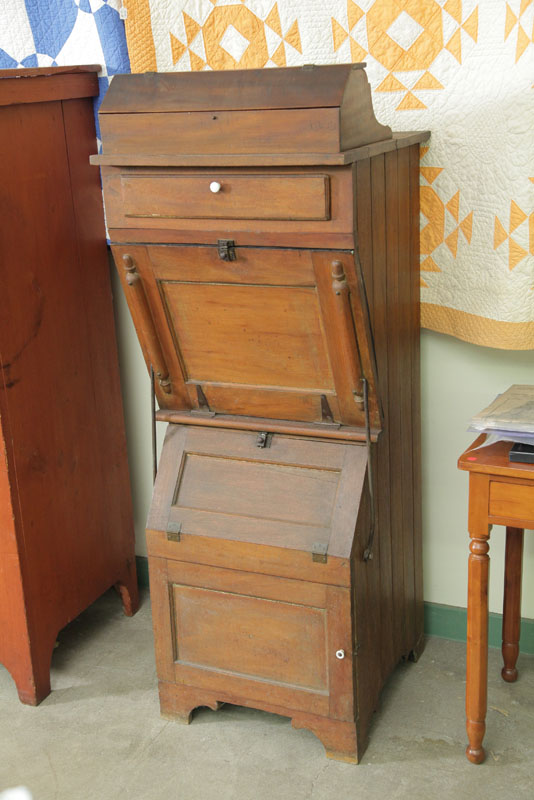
left=122, top=0, right=534, bottom=349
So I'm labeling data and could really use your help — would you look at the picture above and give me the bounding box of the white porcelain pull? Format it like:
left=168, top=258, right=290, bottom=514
left=335, top=649, right=345, bottom=660
left=210, top=181, right=222, bottom=193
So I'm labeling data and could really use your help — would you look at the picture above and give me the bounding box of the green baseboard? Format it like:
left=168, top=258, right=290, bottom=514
left=136, top=556, right=150, bottom=588
left=424, top=601, right=534, bottom=654
left=136, top=556, right=534, bottom=654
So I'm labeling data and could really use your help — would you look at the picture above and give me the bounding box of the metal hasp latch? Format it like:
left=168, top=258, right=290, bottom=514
left=312, top=542, right=328, bottom=563
left=256, top=431, right=272, bottom=448
left=217, top=239, right=236, bottom=261
left=166, top=521, right=182, bottom=542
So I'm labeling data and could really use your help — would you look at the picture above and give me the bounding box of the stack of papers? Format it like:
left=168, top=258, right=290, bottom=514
left=469, top=385, right=534, bottom=448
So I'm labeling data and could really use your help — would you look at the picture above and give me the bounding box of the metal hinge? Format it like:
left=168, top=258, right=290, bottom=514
left=311, top=542, right=328, bottom=563
left=316, top=394, right=339, bottom=428
left=321, top=394, right=334, bottom=423
left=190, top=384, right=216, bottom=417
left=166, top=521, right=182, bottom=542
left=217, top=239, right=236, bottom=261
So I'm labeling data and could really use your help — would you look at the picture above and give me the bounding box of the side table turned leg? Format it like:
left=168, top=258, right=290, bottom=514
left=501, top=527, right=524, bottom=683
left=466, top=534, right=490, bottom=764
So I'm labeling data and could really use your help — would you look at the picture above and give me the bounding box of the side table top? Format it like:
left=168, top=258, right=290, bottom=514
left=458, top=435, right=534, bottom=481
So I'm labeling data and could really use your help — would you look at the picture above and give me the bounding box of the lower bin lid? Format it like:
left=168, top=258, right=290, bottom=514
left=147, top=424, right=367, bottom=560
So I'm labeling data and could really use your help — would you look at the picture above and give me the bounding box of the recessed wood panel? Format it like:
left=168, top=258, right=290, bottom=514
left=121, top=173, right=330, bottom=221
left=172, top=584, right=328, bottom=690
left=161, top=282, right=335, bottom=390
left=174, top=453, right=340, bottom=528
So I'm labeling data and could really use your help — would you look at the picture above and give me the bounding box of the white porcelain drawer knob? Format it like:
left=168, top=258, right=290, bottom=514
left=210, top=181, right=222, bottom=193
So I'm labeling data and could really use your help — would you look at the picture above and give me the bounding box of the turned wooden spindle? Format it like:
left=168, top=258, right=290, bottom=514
left=501, top=526, right=524, bottom=683
left=466, top=534, right=490, bottom=764
left=122, top=253, right=141, bottom=285
left=122, top=254, right=172, bottom=394
left=329, top=259, right=364, bottom=415
left=331, top=259, right=348, bottom=295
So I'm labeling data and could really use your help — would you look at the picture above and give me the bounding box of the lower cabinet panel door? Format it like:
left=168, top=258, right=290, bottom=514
left=153, top=557, right=354, bottom=720
left=172, top=584, right=327, bottom=689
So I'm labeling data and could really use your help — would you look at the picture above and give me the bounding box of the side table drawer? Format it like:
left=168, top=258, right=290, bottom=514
left=489, top=480, right=534, bottom=526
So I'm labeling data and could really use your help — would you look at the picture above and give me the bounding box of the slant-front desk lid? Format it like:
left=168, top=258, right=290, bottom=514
left=147, top=425, right=369, bottom=586
left=111, top=243, right=382, bottom=439
left=92, top=63, right=397, bottom=167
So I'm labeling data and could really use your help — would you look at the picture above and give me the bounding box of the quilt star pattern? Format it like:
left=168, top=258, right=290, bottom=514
left=2, top=1, right=533, bottom=348
left=121, top=0, right=534, bottom=349
left=0, top=0, right=131, bottom=139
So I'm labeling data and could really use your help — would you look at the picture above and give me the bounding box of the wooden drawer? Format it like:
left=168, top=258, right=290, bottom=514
left=488, top=479, right=534, bottom=527
left=118, top=172, right=330, bottom=222
left=102, top=166, right=353, bottom=248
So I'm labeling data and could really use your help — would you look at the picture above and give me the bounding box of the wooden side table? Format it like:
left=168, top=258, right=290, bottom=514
left=458, top=436, right=533, bottom=763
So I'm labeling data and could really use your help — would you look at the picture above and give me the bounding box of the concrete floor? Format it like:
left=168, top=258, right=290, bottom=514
left=1, top=590, right=533, bottom=800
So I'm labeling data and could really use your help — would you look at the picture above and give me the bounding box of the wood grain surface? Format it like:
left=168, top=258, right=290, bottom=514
left=97, top=66, right=425, bottom=764
left=90, top=131, right=430, bottom=169
left=110, top=242, right=379, bottom=431
left=0, top=68, right=138, bottom=705
left=104, top=165, right=352, bottom=245
left=120, top=172, right=330, bottom=221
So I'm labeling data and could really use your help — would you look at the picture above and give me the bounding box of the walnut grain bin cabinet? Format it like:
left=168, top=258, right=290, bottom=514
left=93, top=64, right=429, bottom=763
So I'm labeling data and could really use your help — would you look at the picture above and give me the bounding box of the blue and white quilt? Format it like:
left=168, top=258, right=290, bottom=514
left=0, top=0, right=130, bottom=137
